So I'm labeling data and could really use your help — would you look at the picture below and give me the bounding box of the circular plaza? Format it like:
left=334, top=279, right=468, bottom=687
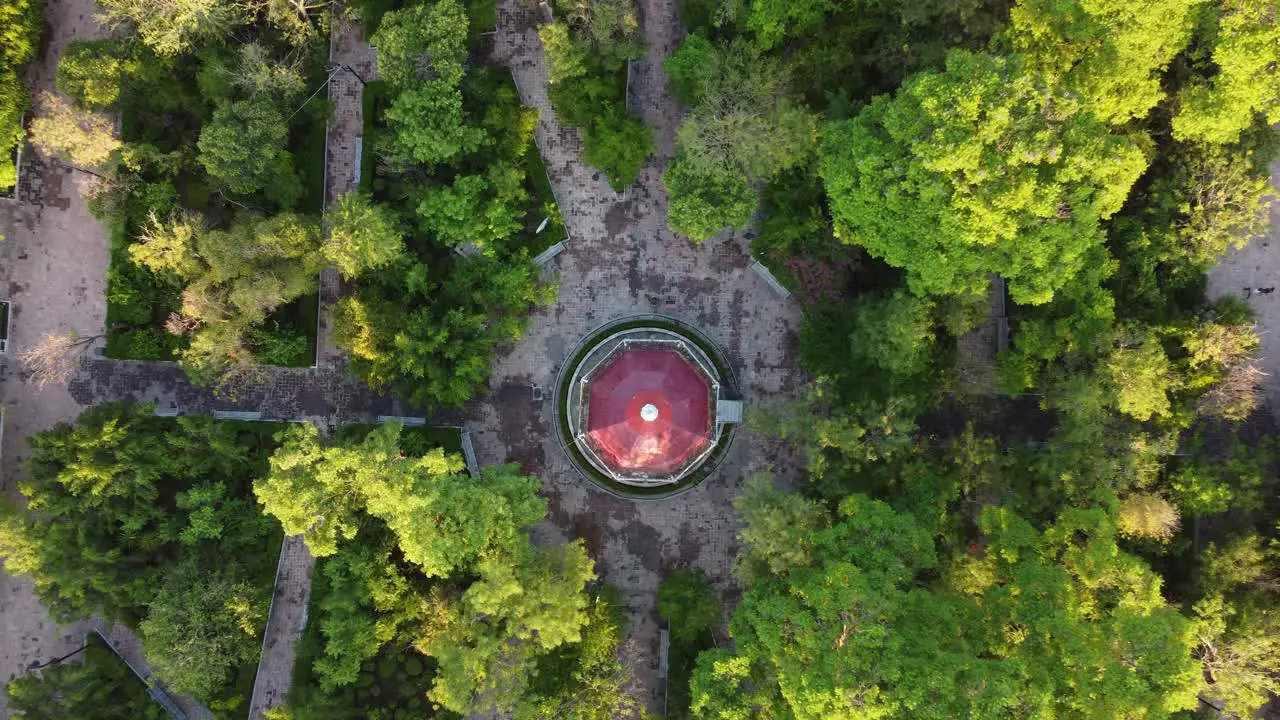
left=557, top=319, right=741, bottom=495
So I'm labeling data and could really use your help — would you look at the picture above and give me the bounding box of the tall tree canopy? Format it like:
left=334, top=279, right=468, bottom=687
left=257, top=423, right=599, bottom=716
left=692, top=495, right=1202, bottom=719
left=255, top=422, right=544, bottom=575
left=820, top=51, right=1148, bottom=305
left=1173, top=0, right=1280, bottom=144
left=1007, top=0, right=1200, bottom=124
left=0, top=403, right=277, bottom=623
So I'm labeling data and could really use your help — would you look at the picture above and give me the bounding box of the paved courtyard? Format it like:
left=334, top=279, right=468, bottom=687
left=474, top=0, right=806, bottom=706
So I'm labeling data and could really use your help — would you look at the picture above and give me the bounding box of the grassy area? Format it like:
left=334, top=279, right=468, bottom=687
left=554, top=317, right=738, bottom=499
left=522, top=135, right=568, bottom=255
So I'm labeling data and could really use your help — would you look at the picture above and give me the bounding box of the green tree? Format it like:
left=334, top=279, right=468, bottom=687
left=334, top=254, right=554, bottom=408
left=384, top=80, right=487, bottom=166
left=663, top=156, right=754, bottom=242
left=372, top=0, right=469, bottom=88
left=732, top=472, right=828, bottom=582
left=197, top=98, right=290, bottom=195
left=584, top=109, right=653, bottom=191
left=323, top=191, right=405, bottom=278
left=820, top=51, right=1148, bottom=304
left=56, top=39, right=137, bottom=109
left=1173, top=0, right=1280, bottom=144
left=28, top=91, right=121, bottom=166
left=848, top=289, right=936, bottom=378
left=1105, top=328, right=1175, bottom=421
left=673, top=43, right=816, bottom=183
left=663, top=33, right=715, bottom=106
left=694, top=498, right=1203, bottom=719
left=657, top=570, right=721, bottom=643
left=1008, top=0, right=1201, bottom=124
left=98, top=0, right=250, bottom=56
left=131, top=211, right=325, bottom=380
left=539, top=22, right=589, bottom=85
left=0, top=403, right=275, bottom=622
left=413, top=168, right=525, bottom=250
left=256, top=422, right=545, bottom=577
left=0, top=0, right=40, bottom=191
left=140, top=563, right=265, bottom=702
left=427, top=542, right=596, bottom=715
left=517, top=588, right=646, bottom=720
left=1192, top=534, right=1280, bottom=716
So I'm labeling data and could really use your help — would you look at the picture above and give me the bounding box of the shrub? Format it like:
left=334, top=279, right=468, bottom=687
left=584, top=109, right=652, bottom=191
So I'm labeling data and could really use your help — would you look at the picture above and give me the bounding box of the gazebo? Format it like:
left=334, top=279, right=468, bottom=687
left=565, top=326, right=733, bottom=487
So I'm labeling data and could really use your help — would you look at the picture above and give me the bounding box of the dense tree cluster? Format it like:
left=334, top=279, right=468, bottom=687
left=0, top=404, right=281, bottom=712
left=335, top=1, right=560, bottom=409
left=659, top=0, right=1280, bottom=717
left=258, top=423, right=644, bottom=718
left=1, top=409, right=642, bottom=719
left=50, top=3, right=337, bottom=371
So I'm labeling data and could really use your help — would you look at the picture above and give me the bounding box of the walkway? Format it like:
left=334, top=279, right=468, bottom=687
left=0, top=0, right=114, bottom=712
left=95, top=621, right=212, bottom=720
left=483, top=0, right=805, bottom=707
left=243, top=12, right=379, bottom=715
left=245, top=537, right=315, bottom=719
left=1207, top=155, right=1280, bottom=417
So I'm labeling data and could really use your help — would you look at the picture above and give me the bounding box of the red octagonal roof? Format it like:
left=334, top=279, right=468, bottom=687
left=585, top=348, right=712, bottom=475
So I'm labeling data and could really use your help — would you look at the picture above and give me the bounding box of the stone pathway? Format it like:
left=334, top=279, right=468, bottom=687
left=1207, top=155, right=1280, bottom=418
left=955, top=275, right=1008, bottom=393
left=317, top=10, right=379, bottom=371
left=246, top=537, right=315, bottom=720
left=95, top=621, right=212, bottom=720
left=0, top=0, right=115, bottom=713
left=485, top=0, right=805, bottom=708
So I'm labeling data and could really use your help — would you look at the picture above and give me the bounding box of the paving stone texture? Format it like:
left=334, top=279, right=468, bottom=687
left=481, top=0, right=807, bottom=708
left=1207, top=155, right=1280, bottom=419
left=0, top=0, right=112, bottom=713
left=246, top=536, right=316, bottom=720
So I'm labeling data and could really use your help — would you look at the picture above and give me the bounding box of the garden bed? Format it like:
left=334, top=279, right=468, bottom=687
left=102, top=36, right=332, bottom=365
left=360, top=70, right=566, bottom=258
left=285, top=422, right=463, bottom=719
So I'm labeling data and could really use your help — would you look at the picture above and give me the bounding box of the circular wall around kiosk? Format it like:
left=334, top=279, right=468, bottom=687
left=554, top=317, right=739, bottom=499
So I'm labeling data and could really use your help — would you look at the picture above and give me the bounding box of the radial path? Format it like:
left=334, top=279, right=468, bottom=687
left=482, top=0, right=806, bottom=706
